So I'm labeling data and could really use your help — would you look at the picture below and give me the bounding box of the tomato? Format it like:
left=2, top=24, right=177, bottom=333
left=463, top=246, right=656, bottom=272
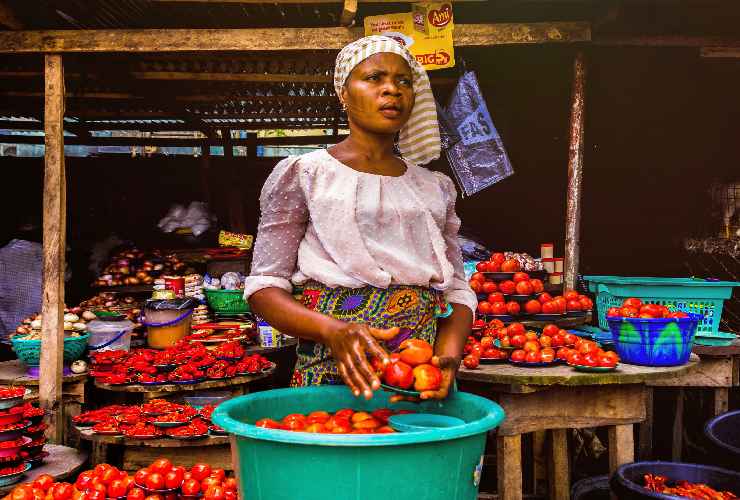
left=470, top=272, right=485, bottom=283
left=506, top=301, right=521, bottom=315
left=540, top=350, right=555, bottom=363
left=255, top=418, right=283, bottom=429
left=523, top=340, right=540, bottom=353
left=469, top=280, right=481, bottom=293
left=538, top=292, right=553, bottom=304
left=142, top=496, right=162, bottom=500
left=134, top=470, right=149, bottom=488
left=564, top=290, right=580, bottom=301
left=51, top=484, right=74, bottom=500
left=566, top=299, right=582, bottom=312
left=579, top=297, right=593, bottom=310
left=510, top=349, right=526, bottom=362
left=94, top=465, right=113, bottom=478
left=76, top=471, right=96, bottom=492
left=510, top=334, right=526, bottom=348
left=524, top=300, right=541, bottom=314
left=224, top=492, right=237, bottom=500
left=33, top=475, right=55, bottom=492
left=490, top=252, right=505, bottom=264
left=582, top=353, right=599, bottom=367
left=89, top=480, right=108, bottom=496
left=490, top=302, right=507, bottom=315
left=181, top=480, right=200, bottom=497
left=477, top=301, right=492, bottom=314
left=525, top=351, right=541, bottom=363
left=567, top=352, right=582, bottom=365
left=281, top=414, right=307, bottom=431
left=150, top=459, right=172, bottom=476
left=514, top=281, right=532, bottom=295
left=204, top=486, right=225, bottom=500
left=190, top=464, right=212, bottom=482
left=541, top=301, right=556, bottom=314
left=556, top=347, right=571, bottom=360
left=487, top=292, right=505, bottom=304
left=498, top=280, right=516, bottom=295
left=598, top=355, right=616, bottom=368
left=622, top=297, right=643, bottom=309
left=144, top=474, right=165, bottom=491
left=530, top=279, right=545, bottom=293
left=639, top=304, right=661, bottom=318
left=84, top=491, right=105, bottom=500
left=127, top=489, right=145, bottom=500
left=100, top=467, right=120, bottom=485
left=11, top=485, right=34, bottom=500
left=669, top=311, right=689, bottom=318
left=108, top=480, right=128, bottom=499
left=306, top=411, right=331, bottom=424
left=639, top=313, right=654, bottom=318
left=620, top=307, right=639, bottom=318
left=164, top=470, right=183, bottom=490
left=539, top=335, right=552, bottom=348
left=481, top=281, right=497, bottom=294
left=659, top=305, right=671, bottom=318
left=578, top=341, right=599, bottom=355
left=607, top=307, right=622, bottom=317
left=501, top=259, right=520, bottom=272
left=200, top=478, right=221, bottom=493
left=476, top=261, right=489, bottom=272
left=512, top=272, right=530, bottom=283
left=603, top=351, right=619, bottom=364
left=463, top=355, right=479, bottom=369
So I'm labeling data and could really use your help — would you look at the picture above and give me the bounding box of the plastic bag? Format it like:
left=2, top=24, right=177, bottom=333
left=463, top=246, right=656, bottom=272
left=441, top=70, right=514, bottom=196
left=157, top=201, right=216, bottom=237
left=220, top=272, right=242, bottom=290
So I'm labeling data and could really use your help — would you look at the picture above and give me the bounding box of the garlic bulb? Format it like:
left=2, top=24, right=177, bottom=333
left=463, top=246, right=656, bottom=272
left=70, top=360, right=87, bottom=374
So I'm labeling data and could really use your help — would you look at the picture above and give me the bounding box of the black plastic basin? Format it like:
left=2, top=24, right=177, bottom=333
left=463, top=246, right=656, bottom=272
left=610, top=461, right=740, bottom=500
left=705, top=410, right=740, bottom=471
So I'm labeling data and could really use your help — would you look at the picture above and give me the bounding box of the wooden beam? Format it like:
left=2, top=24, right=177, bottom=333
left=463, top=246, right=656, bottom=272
left=564, top=50, right=586, bottom=291
left=39, top=54, right=66, bottom=445
left=130, top=72, right=333, bottom=83
left=0, top=0, right=23, bottom=30
left=148, top=0, right=485, bottom=3
left=340, top=0, right=358, bottom=27
left=700, top=47, right=740, bottom=58
left=497, top=434, right=522, bottom=500
left=594, top=35, right=740, bottom=48
left=0, top=133, right=347, bottom=147
left=0, top=23, right=590, bottom=53
left=548, top=429, right=570, bottom=500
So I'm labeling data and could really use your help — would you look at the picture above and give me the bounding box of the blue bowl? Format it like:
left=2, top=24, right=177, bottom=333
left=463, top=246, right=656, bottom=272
left=606, top=313, right=702, bottom=366
left=388, top=413, right=466, bottom=433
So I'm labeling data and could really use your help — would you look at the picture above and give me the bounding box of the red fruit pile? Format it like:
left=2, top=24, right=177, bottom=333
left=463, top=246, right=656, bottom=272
left=607, top=298, right=689, bottom=319
left=474, top=252, right=522, bottom=273
left=255, top=407, right=415, bottom=434
left=375, top=339, right=442, bottom=392
left=561, top=338, right=620, bottom=368
left=90, top=341, right=272, bottom=385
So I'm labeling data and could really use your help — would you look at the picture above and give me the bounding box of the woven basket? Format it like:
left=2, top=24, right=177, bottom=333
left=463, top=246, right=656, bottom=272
left=205, top=289, right=250, bottom=314
left=11, top=333, right=90, bottom=366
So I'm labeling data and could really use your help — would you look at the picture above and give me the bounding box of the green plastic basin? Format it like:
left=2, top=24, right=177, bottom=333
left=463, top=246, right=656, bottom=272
left=213, top=386, right=505, bottom=500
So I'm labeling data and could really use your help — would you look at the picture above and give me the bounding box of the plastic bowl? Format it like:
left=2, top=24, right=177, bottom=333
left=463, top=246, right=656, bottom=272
left=610, top=461, right=740, bottom=500
left=606, top=314, right=702, bottom=366
left=704, top=410, right=740, bottom=471
left=388, top=413, right=465, bottom=432
left=213, top=386, right=505, bottom=500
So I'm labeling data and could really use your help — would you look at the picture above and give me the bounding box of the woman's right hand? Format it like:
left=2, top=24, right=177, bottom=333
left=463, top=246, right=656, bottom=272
left=323, top=322, right=399, bottom=400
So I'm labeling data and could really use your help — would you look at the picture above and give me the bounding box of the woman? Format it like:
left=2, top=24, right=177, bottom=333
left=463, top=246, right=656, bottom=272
left=244, top=36, right=476, bottom=401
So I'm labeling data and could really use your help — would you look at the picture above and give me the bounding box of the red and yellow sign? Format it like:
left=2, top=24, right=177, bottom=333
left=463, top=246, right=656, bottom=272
left=364, top=2, right=455, bottom=71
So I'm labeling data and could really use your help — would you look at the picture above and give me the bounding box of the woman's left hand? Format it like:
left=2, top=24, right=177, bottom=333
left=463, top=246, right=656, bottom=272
left=389, top=355, right=459, bottom=403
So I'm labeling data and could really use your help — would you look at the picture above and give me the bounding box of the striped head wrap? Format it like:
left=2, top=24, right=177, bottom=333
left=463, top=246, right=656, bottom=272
left=334, top=35, right=441, bottom=166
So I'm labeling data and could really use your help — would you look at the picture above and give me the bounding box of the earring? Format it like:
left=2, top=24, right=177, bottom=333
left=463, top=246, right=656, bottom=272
left=341, top=102, right=347, bottom=112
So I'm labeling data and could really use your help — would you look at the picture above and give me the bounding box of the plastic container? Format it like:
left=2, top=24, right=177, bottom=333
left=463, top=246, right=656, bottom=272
left=584, top=275, right=739, bottom=337
left=183, top=392, right=231, bottom=409
left=11, top=334, right=89, bottom=368
left=610, top=461, right=740, bottom=500
left=704, top=410, right=740, bottom=471
left=213, top=386, right=505, bottom=500
left=540, top=243, right=554, bottom=259
left=542, top=258, right=556, bottom=273
left=606, top=314, right=701, bottom=366
left=142, top=298, right=196, bottom=349
left=571, top=475, right=609, bottom=500
left=87, top=315, right=134, bottom=352
left=554, top=258, right=564, bottom=273
left=205, top=289, right=250, bottom=315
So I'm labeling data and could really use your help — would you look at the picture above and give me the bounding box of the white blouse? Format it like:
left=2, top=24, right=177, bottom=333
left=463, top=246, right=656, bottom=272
left=243, top=149, right=477, bottom=314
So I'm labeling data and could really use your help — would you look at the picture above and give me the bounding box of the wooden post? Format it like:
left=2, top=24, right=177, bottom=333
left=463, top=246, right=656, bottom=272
left=672, top=388, right=684, bottom=461
left=532, top=430, right=547, bottom=496
left=638, top=387, right=654, bottom=460
left=39, top=53, right=66, bottom=445
left=497, top=434, right=522, bottom=500
left=564, top=50, right=586, bottom=290
left=548, top=429, right=570, bottom=500
left=713, top=387, right=729, bottom=416
left=608, top=424, right=634, bottom=475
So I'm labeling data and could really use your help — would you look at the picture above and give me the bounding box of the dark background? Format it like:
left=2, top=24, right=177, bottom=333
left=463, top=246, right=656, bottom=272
left=1, top=45, right=738, bottom=300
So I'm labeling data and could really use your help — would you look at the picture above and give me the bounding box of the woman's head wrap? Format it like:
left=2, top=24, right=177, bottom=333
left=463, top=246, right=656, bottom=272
left=334, top=35, right=440, bottom=166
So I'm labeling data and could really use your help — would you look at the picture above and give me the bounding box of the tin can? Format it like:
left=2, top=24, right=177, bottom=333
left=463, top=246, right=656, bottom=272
left=541, top=258, right=556, bottom=274
left=540, top=243, right=554, bottom=259
left=152, top=289, right=176, bottom=300
left=554, top=258, right=564, bottom=273
left=164, top=276, right=185, bottom=298
left=549, top=272, right=563, bottom=285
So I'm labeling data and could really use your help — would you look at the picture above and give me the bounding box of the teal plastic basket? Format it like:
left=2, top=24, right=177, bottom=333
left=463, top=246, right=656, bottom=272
left=205, top=289, right=250, bottom=314
left=584, top=276, right=739, bottom=337
left=11, top=333, right=90, bottom=366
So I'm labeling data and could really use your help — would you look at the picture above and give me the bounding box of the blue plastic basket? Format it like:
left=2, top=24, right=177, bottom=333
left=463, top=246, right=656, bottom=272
left=606, top=313, right=701, bottom=366
left=11, top=333, right=90, bottom=366
left=584, top=276, right=739, bottom=337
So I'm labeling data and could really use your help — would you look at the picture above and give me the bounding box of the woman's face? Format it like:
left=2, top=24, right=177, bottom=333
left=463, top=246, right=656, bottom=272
left=341, top=52, right=415, bottom=135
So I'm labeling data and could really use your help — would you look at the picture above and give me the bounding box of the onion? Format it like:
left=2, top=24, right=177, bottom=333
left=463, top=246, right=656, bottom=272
left=73, top=322, right=87, bottom=331
left=82, top=311, right=97, bottom=321
left=71, top=360, right=87, bottom=374
left=117, top=259, right=130, bottom=267
left=123, top=296, right=135, bottom=304
left=31, top=319, right=42, bottom=329
left=63, top=321, right=73, bottom=330
left=64, top=313, right=79, bottom=323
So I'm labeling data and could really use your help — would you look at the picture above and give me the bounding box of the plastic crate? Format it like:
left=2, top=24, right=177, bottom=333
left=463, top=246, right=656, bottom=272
left=205, top=289, right=250, bottom=314
left=584, top=275, right=739, bottom=336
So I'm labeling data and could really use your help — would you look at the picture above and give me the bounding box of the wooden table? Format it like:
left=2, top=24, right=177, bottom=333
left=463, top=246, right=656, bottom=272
left=0, top=445, right=88, bottom=494
left=641, top=338, right=740, bottom=460
left=0, top=360, right=88, bottom=446
left=76, top=427, right=232, bottom=471
left=457, top=356, right=700, bottom=500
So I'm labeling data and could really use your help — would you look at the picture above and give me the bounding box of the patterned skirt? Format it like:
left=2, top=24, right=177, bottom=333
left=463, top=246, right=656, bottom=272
left=290, top=281, right=447, bottom=387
